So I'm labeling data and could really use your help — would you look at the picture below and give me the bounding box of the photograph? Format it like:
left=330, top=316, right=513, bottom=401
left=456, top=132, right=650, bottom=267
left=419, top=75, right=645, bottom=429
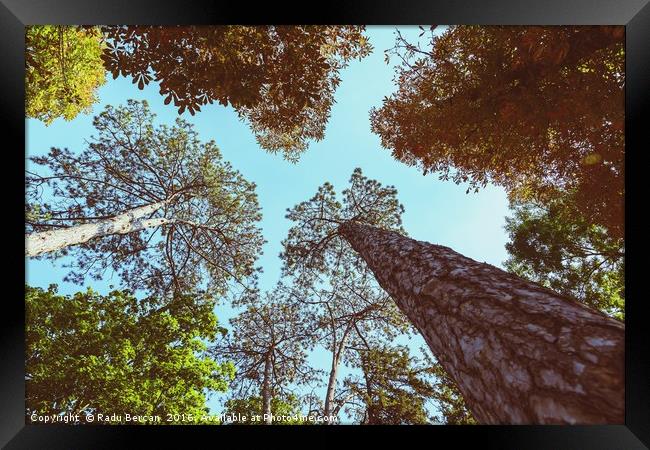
left=21, top=24, right=627, bottom=427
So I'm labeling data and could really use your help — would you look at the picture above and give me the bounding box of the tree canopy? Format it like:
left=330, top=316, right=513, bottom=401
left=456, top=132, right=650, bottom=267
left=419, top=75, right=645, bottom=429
left=371, top=26, right=624, bottom=239
left=284, top=258, right=411, bottom=420
left=216, top=289, right=318, bottom=403
left=504, top=192, right=624, bottom=320
left=26, top=25, right=106, bottom=125
left=342, top=344, right=475, bottom=424
left=26, top=285, right=233, bottom=423
left=101, top=26, right=371, bottom=159
left=281, top=167, right=405, bottom=278
left=279, top=168, right=414, bottom=419
left=26, top=100, right=264, bottom=298
left=343, top=344, right=439, bottom=424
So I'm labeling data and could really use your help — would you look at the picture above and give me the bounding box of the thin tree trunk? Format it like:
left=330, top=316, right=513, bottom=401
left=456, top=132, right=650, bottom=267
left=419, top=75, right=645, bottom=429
left=323, top=326, right=351, bottom=420
left=338, top=221, right=624, bottom=424
left=323, top=358, right=339, bottom=419
left=26, top=200, right=172, bottom=257
left=261, top=352, right=273, bottom=425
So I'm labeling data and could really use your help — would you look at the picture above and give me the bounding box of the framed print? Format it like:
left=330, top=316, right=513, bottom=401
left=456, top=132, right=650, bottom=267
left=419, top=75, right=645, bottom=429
left=2, top=0, right=649, bottom=448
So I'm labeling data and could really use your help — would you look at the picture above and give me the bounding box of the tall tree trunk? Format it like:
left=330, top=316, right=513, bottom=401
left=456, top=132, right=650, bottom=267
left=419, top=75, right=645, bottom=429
left=323, top=357, right=339, bottom=419
left=26, top=200, right=171, bottom=257
left=338, top=221, right=624, bottom=424
left=261, top=352, right=273, bottom=425
left=323, top=326, right=351, bottom=420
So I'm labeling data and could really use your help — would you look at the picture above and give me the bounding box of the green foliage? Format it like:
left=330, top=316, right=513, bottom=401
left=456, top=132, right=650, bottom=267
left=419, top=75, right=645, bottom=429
left=26, top=285, right=234, bottom=423
left=504, top=193, right=624, bottom=320
left=371, top=26, right=624, bottom=239
left=222, top=394, right=310, bottom=425
left=26, top=99, right=264, bottom=298
left=26, top=25, right=106, bottom=124
left=342, top=345, right=430, bottom=424
left=344, top=345, right=475, bottom=425
left=101, top=26, right=371, bottom=159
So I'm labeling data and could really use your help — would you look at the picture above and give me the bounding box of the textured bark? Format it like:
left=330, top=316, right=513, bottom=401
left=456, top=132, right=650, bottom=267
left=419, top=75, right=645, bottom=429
left=261, top=352, right=273, bottom=425
left=338, top=221, right=624, bottom=424
left=26, top=201, right=171, bottom=257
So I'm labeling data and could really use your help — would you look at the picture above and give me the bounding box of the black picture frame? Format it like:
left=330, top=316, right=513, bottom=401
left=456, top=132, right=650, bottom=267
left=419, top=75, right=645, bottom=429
left=2, top=1, right=648, bottom=448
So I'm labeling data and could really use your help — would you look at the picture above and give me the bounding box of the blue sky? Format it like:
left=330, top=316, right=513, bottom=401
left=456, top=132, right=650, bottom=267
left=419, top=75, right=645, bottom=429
left=26, top=26, right=510, bottom=419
